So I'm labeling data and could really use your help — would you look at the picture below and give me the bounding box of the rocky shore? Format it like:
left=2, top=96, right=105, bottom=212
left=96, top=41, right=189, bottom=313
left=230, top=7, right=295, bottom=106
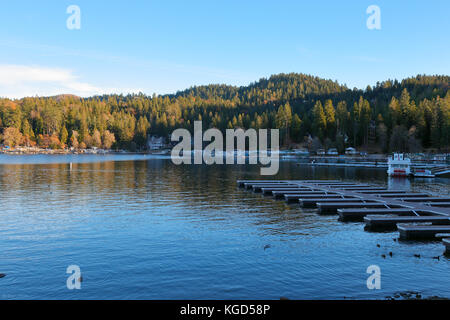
left=0, top=146, right=172, bottom=155
left=0, top=146, right=112, bottom=155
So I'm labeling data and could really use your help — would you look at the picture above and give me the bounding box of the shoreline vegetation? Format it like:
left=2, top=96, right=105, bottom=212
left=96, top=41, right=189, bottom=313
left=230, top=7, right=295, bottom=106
left=0, top=146, right=168, bottom=155
left=0, top=73, right=449, bottom=154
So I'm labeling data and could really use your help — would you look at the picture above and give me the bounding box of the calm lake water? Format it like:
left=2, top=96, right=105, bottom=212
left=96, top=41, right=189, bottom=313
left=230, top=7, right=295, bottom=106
left=0, top=154, right=449, bottom=300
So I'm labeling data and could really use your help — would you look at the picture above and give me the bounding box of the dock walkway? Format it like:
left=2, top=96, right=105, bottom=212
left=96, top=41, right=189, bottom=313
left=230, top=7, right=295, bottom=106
left=237, top=179, right=450, bottom=254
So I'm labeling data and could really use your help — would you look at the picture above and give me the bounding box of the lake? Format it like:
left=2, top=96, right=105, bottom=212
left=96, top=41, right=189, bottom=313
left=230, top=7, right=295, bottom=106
left=0, top=154, right=449, bottom=299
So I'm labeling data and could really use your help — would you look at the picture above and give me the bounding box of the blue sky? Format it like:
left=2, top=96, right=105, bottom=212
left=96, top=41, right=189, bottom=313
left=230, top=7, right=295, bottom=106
left=0, top=0, right=449, bottom=98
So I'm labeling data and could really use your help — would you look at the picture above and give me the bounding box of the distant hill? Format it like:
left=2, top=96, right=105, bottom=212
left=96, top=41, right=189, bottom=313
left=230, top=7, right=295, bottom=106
left=0, top=73, right=449, bottom=152
left=174, top=73, right=348, bottom=102
left=51, top=94, right=81, bottom=102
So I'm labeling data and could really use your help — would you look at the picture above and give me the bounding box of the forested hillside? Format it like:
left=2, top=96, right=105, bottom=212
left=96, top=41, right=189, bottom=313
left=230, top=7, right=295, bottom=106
left=0, top=73, right=449, bottom=152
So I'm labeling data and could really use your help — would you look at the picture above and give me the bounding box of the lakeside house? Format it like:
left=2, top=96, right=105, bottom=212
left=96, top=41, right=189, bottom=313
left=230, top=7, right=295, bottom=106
left=293, top=148, right=309, bottom=156
left=327, top=148, right=338, bottom=155
left=316, top=149, right=325, bottom=155
left=433, top=154, right=450, bottom=162
left=147, top=135, right=166, bottom=150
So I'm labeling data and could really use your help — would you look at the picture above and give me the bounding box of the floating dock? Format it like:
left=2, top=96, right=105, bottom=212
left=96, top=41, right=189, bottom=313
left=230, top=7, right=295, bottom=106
left=398, top=225, right=450, bottom=240
left=237, top=179, right=450, bottom=254
left=307, top=162, right=450, bottom=178
left=261, top=188, right=311, bottom=195
left=430, top=166, right=450, bottom=177
left=286, top=194, right=350, bottom=203
left=340, top=209, right=423, bottom=222
left=363, top=215, right=450, bottom=228
left=318, top=201, right=389, bottom=214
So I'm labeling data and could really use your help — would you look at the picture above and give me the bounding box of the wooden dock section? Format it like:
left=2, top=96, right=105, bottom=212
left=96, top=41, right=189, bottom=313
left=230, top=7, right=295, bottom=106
left=400, top=197, right=450, bottom=203
left=237, top=180, right=340, bottom=188
left=250, top=184, right=299, bottom=191
left=398, top=225, right=450, bottom=240
left=261, top=188, right=311, bottom=195
left=237, top=179, right=450, bottom=253
left=338, top=187, right=386, bottom=191
left=427, top=202, right=450, bottom=208
left=273, top=190, right=330, bottom=199
left=339, top=208, right=422, bottom=222
left=285, top=194, right=348, bottom=203
left=317, top=202, right=389, bottom=214
left=358, top=190, right=407, bottom=194
left=363, top=215, right=450, bottom=229
left=431, top=166, right=450, bottom=177
left=374, top=193, right=431, bottom=198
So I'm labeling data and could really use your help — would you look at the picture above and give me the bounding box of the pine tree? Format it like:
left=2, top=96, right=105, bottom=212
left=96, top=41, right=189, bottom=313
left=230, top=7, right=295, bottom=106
left=312, top=101, right=327, bottom=139
left=60, top=126, right=69, bottom=145
left=324, top=99, right=335, bottom=138
left=336, top=101, right=348, bottom=134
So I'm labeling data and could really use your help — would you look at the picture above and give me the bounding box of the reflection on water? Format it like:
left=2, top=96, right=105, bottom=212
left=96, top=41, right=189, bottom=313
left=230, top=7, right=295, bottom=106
left=0, top=155, right=449, bottom=299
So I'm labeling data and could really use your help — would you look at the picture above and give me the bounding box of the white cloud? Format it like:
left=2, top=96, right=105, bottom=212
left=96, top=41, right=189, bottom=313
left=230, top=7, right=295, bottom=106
left=0, top=64, right=141, bottom=99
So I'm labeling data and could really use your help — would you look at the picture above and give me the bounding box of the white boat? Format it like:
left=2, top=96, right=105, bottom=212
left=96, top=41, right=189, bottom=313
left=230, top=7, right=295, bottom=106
left=387, top=153, right=411, bottom=177
left=412, top=168, right=435, bottom=178
left=327, top=148, right=338, bottom=155
left=293, top=148, right=310, bottom=156
left=152, top=149, right=170, bottom=155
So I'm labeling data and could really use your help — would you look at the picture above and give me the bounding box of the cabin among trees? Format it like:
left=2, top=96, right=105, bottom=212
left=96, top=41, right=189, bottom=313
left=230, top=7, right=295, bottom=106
left=147, top=135, right=166, bottom=150
left=0, top=73, right=448, bottom=152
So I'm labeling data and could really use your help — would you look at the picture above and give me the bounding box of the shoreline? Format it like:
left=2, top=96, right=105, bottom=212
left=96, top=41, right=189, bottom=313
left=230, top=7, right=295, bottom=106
left=0, top=147, right=171, bottom=156
left=1, top=147, right=449, bottom=165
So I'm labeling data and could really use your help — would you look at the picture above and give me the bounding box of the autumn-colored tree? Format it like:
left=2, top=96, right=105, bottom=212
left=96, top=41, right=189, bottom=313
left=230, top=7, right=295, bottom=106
left=102, top=130, right=116, bottom=149
left=70, top=130, right=79, bottom=149
left=136, top=116, right=150, bottom=147
left=83, top=133, right=93, bottom=148
left=2, top=127, right=23, bottom=147
left=37, top=134, right=62, bottom=149
left=389, top=97, right=401, bottom=126
left=92, top=129, right=102, bottom=148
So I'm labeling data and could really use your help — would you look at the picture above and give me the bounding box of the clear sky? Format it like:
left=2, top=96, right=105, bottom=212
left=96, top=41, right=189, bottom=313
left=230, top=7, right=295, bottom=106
left=0, top=0, right=449, bottom=98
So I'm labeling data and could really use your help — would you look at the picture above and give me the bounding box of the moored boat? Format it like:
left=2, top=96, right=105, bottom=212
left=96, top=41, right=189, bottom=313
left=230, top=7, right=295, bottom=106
left=412, top=168, right=435, bottom=178
left=387, top=153, right=411, bottom=177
